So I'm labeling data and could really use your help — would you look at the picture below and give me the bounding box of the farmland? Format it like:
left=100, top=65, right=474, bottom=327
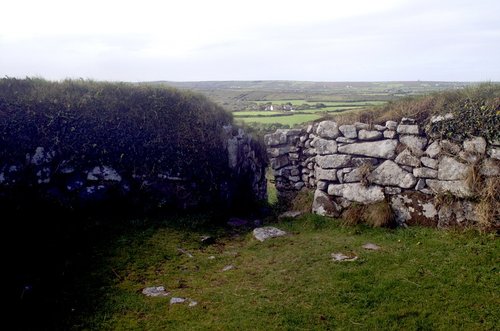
left=161, top=81, right=476, bottom=128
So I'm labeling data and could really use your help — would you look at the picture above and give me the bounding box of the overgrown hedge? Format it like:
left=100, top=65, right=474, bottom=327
left=0, top=78, right=240, bottom=212
left=0, top=78, right=232, bottom=175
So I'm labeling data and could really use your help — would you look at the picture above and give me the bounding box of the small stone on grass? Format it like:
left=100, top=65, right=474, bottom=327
left=253, top=227, right=287, bottom=242
left=362, top=243, right=381, bottom=250
left=331, top=253, right=358, bottom=262
left=170, top=297, right=186, bottom=305
left=222, top=265, right=235, bottom=272
left=142, top=286, right=170, bottom=297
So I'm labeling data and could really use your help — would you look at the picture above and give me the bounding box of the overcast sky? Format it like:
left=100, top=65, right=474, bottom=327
left=1, top=0, right=499, bottom=82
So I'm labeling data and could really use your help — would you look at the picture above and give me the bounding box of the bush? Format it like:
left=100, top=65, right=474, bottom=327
left=0, top=78, right=242, bottom=212
left=0, top=77, right=232, bottom=176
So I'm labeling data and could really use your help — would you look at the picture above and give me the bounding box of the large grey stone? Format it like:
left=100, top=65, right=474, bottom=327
left=463, top=137, right=487, bottom=154
left=264, top=131, right=287, bottom=146
left=425, top=141, right=441, bottom=158
left=316, top=121, right=339, bottom=139
left=397, top=125, right=420, bottom=135
left=383, top=130, right=397, bottom=139
left=421, top=157, right=438, bottom=169
left=385, top=121, right=398, bottom=130
left=336, top=168, right=352, bottom=184
left=395, top=149, right=421, bottom=167
left=369, top=160, right=417, bottom=189
left=31, top=147, right=55, bottom=165
left=430, top=113, right=454, bottom=123
left=480, top=159, right=500, bottom=177
left=311, top=137, right=337, bottom=155
left=312, top=189, right=341, bottom=217
left=384, top=187, right=402, bottom=195
left=399, top=135, right=428, bottom=155
left=413, top=167, right=438, bottom=178
left=267, top=146, right=290, bottom=157
left=401, top=117, right=416, bottom=124
left=336, top=137, right=356, bottom=143
left=316, top=154, right=352, bottom=169
left=426, top=179, right=472, bottom=198
left=488, top=147, right=500, bottom=160
left=337, top=139, right=397, bottom=159
left=327, top=183, right=385, bottom=204
left=253, top=227, right=287, bottom=242
left=317, top=180, right=328, bottom=191
left=339, top=124, right=357, bottom=138
left=270, top=155, right=290, bottom=169
left=438, top=156, right=468, bottom=180
left=354, top=122, right=370, bottom=130
left=87, top=166, right=122, bottom=182
left=314, top=167, right=337, bottom=181
left=437, top=200, right=478, bottom=228
left=358, top=129, right=383, bottom=141
left=343, top=167, right=366, bottom=183
left=390, top=193, right=438, bottom=226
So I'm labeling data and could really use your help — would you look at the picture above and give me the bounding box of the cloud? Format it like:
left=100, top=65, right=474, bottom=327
left=1, top=0, right=499, bottom=81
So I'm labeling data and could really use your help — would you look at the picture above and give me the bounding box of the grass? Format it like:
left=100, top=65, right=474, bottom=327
left=68, top=214, right=499, bottom=330
left=236, top=113, right=322, bottom=125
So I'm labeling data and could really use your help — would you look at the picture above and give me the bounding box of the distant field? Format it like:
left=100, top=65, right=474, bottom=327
left=253, top=100, right=386, bottom=107
left=236, top=113, right=322, bottom=125
left=301, top=106, right=363, bottom=113
left=233, top=111, right=284, bottom=117
left=234, top=105, right=370, bottom=126
left=162, top=81, right=476, bottom=112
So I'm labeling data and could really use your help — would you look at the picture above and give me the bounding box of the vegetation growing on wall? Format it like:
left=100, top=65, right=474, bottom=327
left=0, top=77, right=233, bottom=178
left=326, top=83, right=500, bottom=142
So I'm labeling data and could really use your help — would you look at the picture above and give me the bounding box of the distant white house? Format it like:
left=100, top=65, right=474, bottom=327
left=265, top=104, right=274, bottom=111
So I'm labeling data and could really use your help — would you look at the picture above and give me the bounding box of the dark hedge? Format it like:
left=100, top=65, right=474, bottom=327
left=0, top=77, right=233, bottom=186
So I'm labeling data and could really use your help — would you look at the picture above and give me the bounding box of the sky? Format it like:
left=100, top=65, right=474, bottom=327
left=1, top=0, right=499, bottom=82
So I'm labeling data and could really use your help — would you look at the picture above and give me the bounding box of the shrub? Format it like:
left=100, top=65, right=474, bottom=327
left=0, top=77, right=245, bottom=212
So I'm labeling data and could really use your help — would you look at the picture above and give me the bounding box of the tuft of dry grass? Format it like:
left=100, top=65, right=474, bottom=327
left=475, top=177, right=500, bottom=231
left=341, top=200, right=395, bottom=228
left=358, top=162, right=374, bottom=187
left=341, top=203, right=365, bottom=226
left=290, top=189, right=315, bottom=213
left=465, top=160, right=483, bottom=194
left=363, top=201, right=395, bottom=228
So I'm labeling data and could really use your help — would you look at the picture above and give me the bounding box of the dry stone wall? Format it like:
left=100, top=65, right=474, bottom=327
left=0, top=125, right=267, bottom=213
left=265, top=118, right=500, bottom=228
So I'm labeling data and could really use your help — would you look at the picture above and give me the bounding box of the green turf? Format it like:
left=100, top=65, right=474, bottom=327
left=72, top=215, right=499, bottom=330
